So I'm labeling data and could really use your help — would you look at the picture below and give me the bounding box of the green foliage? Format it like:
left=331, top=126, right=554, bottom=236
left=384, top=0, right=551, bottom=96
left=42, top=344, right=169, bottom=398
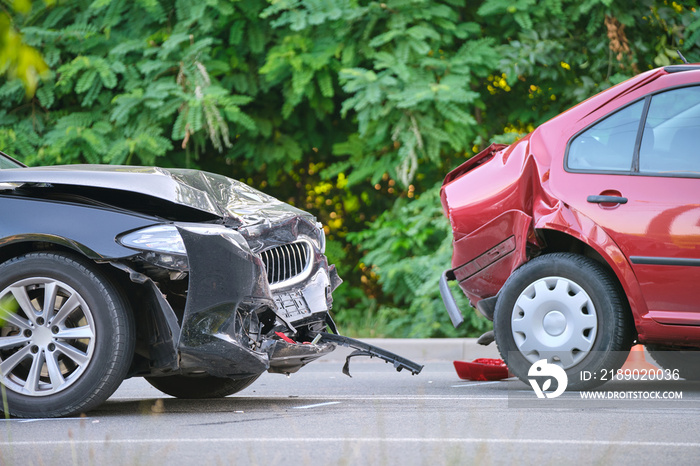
left=8, top=0, right=259, bottom=168
left=2, top=0, right=699, bottom=338
left=263, top=0, right=498, bottom=188
left=0, top=293, right=19, bottom=327
left=0, top=1, right=49, bottom=97
left=344, top=183, right=490, bottom=338
left=476, top=0, right=700, bottom=130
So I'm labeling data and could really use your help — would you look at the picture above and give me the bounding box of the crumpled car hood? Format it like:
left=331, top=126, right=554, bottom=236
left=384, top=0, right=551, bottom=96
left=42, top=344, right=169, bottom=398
left=0, top=164, right=313, bottom=228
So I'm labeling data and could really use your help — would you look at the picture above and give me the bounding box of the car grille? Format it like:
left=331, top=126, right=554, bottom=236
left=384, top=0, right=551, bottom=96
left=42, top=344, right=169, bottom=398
left=260, top=241, right=311, bottom=285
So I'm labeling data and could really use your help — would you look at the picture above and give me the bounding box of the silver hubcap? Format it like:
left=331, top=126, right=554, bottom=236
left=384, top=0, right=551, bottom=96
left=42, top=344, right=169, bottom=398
left=0, top=278, right=96, bottom=396
left=511, top=276, right=597, bottom=369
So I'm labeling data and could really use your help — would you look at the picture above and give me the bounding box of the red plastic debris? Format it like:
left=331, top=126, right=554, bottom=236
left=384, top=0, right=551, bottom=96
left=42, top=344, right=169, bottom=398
left=275, top=331, right=296, bottom=344
left=453, top=358, right=509, bottom=381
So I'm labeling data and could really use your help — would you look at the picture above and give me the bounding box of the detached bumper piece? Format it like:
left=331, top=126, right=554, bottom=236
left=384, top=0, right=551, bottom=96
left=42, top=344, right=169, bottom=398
left=317, top=332, right=424, bottom=377
left=440, top=270, right=464, bottom=328
left=440, top=269, right=497, bottom=327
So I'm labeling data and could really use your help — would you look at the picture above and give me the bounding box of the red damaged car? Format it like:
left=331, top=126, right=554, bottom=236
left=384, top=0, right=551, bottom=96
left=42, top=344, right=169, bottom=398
left=440, top=65, right=700, bottom=388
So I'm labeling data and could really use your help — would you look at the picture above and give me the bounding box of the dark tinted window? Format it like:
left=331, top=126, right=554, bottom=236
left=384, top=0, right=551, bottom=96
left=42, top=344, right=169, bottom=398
left=639, top=87, right=700, bottom=175
left=567, top=100, right=644, bottom=172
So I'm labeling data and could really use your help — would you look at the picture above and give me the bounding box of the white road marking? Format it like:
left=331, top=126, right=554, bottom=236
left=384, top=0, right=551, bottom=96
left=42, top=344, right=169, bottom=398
left=451, top=381, right=503, bottom=388
left=2, top=438, right=700, bottom=448
left=108, top=395, right=509, bottom=401
left=293, top=401, right=341, bottom=409
left=106, top=394, right=700, bottom=405
left=1, top=417, right=91, bottom=423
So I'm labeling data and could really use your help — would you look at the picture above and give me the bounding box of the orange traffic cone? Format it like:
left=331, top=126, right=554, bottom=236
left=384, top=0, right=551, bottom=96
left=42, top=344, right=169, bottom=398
left=621, top=344, right=658, bottom=372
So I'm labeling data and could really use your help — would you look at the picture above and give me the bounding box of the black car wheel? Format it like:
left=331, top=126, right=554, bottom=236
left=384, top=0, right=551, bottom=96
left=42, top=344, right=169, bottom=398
left=0, top=252, right=134, bottom=418
left=145, top=374, right=259, bottom=399
left=494, top=253, right=634, bottom=390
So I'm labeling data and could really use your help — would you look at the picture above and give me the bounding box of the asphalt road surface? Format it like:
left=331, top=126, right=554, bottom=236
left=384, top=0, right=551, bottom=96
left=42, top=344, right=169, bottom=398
left=2, top=341, right=700, bottom=465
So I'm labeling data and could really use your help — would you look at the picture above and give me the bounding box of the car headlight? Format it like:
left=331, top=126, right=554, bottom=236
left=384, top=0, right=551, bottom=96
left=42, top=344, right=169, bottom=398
left=119, top=225, right=189, bottom=270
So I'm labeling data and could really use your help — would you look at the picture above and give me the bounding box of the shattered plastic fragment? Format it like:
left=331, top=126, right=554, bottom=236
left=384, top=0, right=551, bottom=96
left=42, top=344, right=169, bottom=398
left=453, top=359, right=509, bottom=381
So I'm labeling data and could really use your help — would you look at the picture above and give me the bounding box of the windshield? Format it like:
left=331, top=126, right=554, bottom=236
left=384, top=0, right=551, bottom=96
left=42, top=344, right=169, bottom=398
left=0, top=152, right=24, bottom=169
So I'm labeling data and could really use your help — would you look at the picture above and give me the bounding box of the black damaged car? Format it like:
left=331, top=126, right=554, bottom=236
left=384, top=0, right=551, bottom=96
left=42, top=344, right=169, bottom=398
left=0, top=152, right=421, bottom=418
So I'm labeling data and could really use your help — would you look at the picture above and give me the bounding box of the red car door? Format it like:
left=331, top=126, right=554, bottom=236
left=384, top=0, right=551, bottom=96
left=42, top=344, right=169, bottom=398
left=558, top=86, right=700, bottom=323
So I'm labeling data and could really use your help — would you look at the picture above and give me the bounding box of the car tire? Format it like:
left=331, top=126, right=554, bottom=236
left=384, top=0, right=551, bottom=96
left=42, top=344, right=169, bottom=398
left=0, top=252, right=134, bottom=418
left=494, top=253, right=634, bottom=390
left=145, top=374, right=260, bottom=399
left=646, top=345, right=700, bottom=381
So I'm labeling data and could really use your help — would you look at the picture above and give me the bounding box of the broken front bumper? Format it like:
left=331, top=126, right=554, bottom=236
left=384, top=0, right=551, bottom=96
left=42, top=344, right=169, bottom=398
left=120, top=222, right=422, bottom=380
left=317, top=332, right=424, bottom=377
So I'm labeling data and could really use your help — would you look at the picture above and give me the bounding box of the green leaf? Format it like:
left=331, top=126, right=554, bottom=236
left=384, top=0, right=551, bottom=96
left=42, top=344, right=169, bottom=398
left=36, top=85, right=55, bottom=109
left=75, top=69, right=98, bottom=94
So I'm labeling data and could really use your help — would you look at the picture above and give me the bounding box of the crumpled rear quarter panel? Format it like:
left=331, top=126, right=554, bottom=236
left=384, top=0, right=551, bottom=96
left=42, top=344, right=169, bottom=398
left=441, top=114, right=653, bottom=334
left=441, top=138, right=550, bottom=305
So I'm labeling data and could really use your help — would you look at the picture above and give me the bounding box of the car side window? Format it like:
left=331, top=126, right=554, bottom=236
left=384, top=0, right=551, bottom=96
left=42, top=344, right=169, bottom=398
left=567, top=100, right=644, bottom=172
left=639, top=86, right=700, bottom=175
left=0, top=155, right=22, bottom=169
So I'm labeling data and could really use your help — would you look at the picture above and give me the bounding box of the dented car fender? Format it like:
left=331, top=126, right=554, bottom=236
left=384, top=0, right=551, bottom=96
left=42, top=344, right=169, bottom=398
left=440, top=127, right=649, bottom=331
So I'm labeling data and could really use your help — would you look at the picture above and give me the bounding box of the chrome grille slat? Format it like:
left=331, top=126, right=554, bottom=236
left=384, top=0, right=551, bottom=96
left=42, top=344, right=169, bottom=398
left=261, top=241, right=311, bottom=286
left=273, top=247, right=280, bottom=283
left=283, top=244, right=291, bottom=279
left=271, top=247, right=276, bottom=283
left=292, top=244, right=300, bottom=276
left=277, top=247, right=281, bottom=282
left=293, top=244, right=302, bottom=276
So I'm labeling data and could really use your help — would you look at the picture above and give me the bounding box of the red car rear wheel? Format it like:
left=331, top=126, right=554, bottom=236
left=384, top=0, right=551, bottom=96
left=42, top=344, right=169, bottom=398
left=494, top=253, right=634, bottom=390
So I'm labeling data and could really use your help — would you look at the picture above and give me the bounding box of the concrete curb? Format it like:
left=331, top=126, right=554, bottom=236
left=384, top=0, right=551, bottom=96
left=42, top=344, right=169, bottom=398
left=321, top=338, right=502, bottom=363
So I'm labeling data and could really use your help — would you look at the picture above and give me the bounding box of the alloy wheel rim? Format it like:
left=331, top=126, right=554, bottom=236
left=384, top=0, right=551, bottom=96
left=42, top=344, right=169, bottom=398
left=511, top=276, right=597, bottom=369
left=0, top=278, right=96, bottom=396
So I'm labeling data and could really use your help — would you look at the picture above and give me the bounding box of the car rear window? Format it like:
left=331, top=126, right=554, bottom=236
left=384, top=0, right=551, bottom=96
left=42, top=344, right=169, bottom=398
left=567, top=100, right=644, bottom=172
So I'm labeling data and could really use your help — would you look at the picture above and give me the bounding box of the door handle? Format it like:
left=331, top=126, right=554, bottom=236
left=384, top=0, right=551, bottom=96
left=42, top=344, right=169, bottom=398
left=587, top=195, right=628, bottom=204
